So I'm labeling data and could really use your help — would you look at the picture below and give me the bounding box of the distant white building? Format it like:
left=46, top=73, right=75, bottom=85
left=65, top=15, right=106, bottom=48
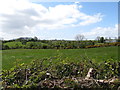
left=105, top=39, right=117, bottom=43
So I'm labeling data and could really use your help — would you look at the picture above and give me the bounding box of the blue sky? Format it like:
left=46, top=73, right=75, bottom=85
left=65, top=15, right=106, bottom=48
left=35, top=2, right=118, bottom=40
left=0, top=1, right=118, bottom=40
left=80, top=2, right=118, bottom=26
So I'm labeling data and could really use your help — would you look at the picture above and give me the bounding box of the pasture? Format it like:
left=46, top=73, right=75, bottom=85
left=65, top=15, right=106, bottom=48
left=2, top=46, right=118, bottom=70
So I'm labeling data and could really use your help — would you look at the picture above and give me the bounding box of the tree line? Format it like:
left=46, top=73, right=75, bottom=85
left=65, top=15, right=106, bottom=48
left=1, top=35, right=120, bottom=50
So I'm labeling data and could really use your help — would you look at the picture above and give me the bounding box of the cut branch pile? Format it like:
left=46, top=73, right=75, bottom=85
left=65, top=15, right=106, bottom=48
left=38, top=68, right=120, bottom=89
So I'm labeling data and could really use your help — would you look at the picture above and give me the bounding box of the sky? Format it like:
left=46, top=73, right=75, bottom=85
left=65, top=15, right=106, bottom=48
left=0, top=0, right=118, bottom=40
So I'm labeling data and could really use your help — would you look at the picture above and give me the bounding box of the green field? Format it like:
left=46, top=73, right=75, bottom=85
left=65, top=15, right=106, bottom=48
left=2, top=46, right=118, bottom=70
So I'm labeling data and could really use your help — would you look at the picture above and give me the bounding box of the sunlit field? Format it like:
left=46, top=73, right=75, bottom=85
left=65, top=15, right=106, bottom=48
left=2, top=46, right=118, bottom=70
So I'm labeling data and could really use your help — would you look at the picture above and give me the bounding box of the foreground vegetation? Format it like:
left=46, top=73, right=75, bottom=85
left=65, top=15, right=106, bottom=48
left=2, top=46, right=118, bottom=70
left=1, top=56, right=120, bottom=89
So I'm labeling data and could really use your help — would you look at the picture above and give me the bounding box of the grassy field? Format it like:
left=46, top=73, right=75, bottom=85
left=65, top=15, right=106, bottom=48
left=2, top=46, right=118, bottom=70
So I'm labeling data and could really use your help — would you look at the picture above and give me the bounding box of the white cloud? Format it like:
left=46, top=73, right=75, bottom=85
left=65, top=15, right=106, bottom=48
left=82, top=24, right=118, bottom=40
left=0, top=0, right=103, bottom=40
left=75, top=2, right=80, bottom=4
left=79, top=13, right=103, bottom=26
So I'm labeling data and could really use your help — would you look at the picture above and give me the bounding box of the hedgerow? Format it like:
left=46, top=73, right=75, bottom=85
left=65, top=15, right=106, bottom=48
left=1, top=56, right=120, bottom=89
left=86, top=42, right=120, bottom=48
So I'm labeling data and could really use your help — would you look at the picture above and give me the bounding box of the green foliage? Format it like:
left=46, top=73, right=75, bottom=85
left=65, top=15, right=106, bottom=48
left=86, top=42, right=120, bottom=48
left=2, top=36, right=118, bottom=50
left=2, top=39, right=119, bottom=50
left=1, top=57, right=120, bottom=89
left=2, top=45, right=9, bottom=50
left=3, top=41, right=24, bottom=49
left=2, top=40, right=96, bottom=50
left=100, top=37, right=105, bottom=43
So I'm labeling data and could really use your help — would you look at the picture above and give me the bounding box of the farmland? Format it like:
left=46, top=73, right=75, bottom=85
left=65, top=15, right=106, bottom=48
left=2, top=46, right=118, bottom=70
left=1, top=38, right=120, bottom=89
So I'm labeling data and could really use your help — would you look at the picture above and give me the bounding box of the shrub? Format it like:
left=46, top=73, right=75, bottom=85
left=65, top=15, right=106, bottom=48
left=86, top=42, right=120, bottom=48
left=1, top=57, right=120, bottom=89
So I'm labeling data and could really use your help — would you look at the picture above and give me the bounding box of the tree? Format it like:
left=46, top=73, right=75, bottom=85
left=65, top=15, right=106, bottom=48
left=21, top=40, right=27, bottom=45
left=34, top=36, right=38, bottom=41
left=108, top=37, right=112, bottom=43
left=100, top=37, right=104, bottom=43
left=105, top=37, right=108, bottom=40
left=118, top=36, right=120, bottom=42
left=96, top=36, right=100, bottom=43
left=114, top=37, right=117, bottom=42
left=75, top=34, right=85, bottom=42
left=2, top=45, right=9, bottom=50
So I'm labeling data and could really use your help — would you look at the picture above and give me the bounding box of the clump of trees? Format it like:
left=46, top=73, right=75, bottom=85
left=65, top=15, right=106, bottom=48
left=75, top=34, right=85, bottom=42
left=1, top=36, right=119, bottom=50
left=1, top=37, right=95, bottom=50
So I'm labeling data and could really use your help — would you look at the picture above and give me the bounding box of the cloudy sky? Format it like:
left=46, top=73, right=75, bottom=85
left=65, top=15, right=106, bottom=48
left=0, top=0, right=118, bottom=40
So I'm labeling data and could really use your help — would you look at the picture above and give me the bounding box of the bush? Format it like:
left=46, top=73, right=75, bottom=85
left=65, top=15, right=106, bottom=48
left=1, top=57, right=120, bottom=89
left=86, top=42, right=120, bottom=48
left=2, top=45, right=9, bottom=50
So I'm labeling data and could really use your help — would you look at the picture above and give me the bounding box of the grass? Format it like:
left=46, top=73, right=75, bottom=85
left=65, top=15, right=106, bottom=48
left=2, top=46, right=118, bottom=70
